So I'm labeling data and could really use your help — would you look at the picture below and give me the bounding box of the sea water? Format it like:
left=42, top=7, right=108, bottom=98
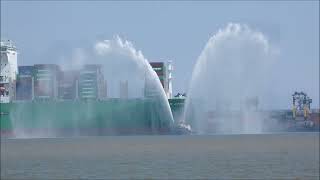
left=1, top=132, right=319, bottom=179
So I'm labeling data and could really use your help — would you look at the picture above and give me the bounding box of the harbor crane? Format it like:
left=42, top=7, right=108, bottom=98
left=292, top=91, right=312, bottom=120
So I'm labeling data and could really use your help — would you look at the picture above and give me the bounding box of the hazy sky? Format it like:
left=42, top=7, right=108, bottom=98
left=1, top=1, right=319, bottom=109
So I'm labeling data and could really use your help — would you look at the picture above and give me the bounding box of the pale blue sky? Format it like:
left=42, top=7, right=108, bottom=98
left=1, top=1, right=319, bottom=109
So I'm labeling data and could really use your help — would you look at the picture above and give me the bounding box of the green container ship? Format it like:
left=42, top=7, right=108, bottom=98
left=0, top=40, right=190, bottom=137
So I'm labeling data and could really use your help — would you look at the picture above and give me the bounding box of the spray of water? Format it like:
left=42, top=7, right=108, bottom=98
left=11, top=35, right=173, bottom=138
left=92, top=35, right=174, bottom=127
left=93, top=36, right=155, bottom=98
left=185, top=23, right=275, bottom=134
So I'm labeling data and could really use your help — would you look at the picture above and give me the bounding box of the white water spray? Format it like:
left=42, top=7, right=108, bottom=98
left=185, top=23, right=275, bottom=134
left=93, top=35, right=174, bottom=125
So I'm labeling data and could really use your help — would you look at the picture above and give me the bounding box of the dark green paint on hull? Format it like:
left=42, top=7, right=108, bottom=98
left=0, top=98, right=181, bottom=136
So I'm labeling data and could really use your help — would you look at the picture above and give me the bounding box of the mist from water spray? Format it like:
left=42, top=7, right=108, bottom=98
left=185, top=23, right=276, bottom=134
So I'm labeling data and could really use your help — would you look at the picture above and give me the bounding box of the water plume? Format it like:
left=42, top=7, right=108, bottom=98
left=93, top=35, right=154, bottom=98
left=185, top=23, right=276, bottom=134
left=92, top=35, right=174, bottom=128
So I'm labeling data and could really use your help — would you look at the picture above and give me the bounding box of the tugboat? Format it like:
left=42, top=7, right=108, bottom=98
left=172, top=122, right=192, bottom=135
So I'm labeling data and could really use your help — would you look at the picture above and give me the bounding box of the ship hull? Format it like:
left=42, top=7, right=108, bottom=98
left=0, top=99, right=173, bottom=137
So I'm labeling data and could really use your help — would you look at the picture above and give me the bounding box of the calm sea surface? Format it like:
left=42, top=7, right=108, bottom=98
left=1, top=133, right=319, bottom=179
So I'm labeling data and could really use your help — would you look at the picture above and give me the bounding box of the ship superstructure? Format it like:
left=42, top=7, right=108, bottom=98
left=0, top=40, right=18, bottom=103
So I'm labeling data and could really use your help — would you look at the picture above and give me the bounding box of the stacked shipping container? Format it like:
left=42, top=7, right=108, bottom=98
left=16, top=66, right=34, bottom=100
left=33, top=64, right=60, bottom=100
left=58, top=70, right=79, bottom=100
left=78, top=64, right=106, bottom=100
left=15, top=62, right=169, bottom=101
left=119, top=80, right=128, bottom=99
left=149, top=62, right=173, bottom=98
left=150, top=62, right=166, bottom=89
